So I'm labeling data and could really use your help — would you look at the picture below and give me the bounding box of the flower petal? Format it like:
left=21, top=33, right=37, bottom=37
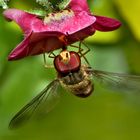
left=8, top=31, right=66, bottom=60
left=67, top=26, right=96, bottom=44
left=3, top=9, right=41, bottom=34
left=93, top=15, right=121, bottom=31
left=44, top=11, right=96, bottom=35
left=8, top=32, right=32, bottom=60
left=69, top=0, right=90, bottom=13
left=4, top=8, right=96, bottom=36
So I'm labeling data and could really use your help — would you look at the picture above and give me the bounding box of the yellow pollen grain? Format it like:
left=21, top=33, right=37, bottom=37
left=44, top=10, right=74, bottom=25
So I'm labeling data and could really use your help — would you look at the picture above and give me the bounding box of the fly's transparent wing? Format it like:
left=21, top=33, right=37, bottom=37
left=9, top=79, right=60, bottom=129
left=86, top=67, right=140, bottom=92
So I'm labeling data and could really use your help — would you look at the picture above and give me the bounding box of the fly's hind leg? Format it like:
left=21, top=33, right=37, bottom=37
left=78, top=41, right=90, bottom=65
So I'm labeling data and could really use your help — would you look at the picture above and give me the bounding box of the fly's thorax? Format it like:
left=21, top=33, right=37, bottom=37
left=61, top=69, right=84, bottom=85
left=60, top=65, right=91, bottom=85
left=60, top=66, right=94, bottom=98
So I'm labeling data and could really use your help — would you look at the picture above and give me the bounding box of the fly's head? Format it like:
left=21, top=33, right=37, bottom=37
left=54, top=50, right=81, bottom=75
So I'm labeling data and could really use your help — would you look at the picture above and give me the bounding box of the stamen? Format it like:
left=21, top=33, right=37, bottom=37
left=44, top=9, right=74, bottom=24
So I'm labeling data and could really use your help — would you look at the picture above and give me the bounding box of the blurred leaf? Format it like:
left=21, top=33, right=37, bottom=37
left=36, top=0, right=49, bottom=6
left=36, top=0, right=71, bottom=11
left=115, top=0, right=140, bottom=41
left=86, top=30, right=121, bottom=44
left=88, top=0, right=121, bottom=43
left=57, top=0, right=70, bottom=10
left=26, top=9, right=47, bottom=17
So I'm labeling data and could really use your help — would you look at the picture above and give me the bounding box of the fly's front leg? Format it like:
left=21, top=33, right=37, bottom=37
left=43, top=52, right=55, bottom=68
left=48, top=51, right=56, bottom=58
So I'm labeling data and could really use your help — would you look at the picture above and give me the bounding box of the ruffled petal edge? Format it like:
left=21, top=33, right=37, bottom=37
left=93, top=15, right=121, bottom=31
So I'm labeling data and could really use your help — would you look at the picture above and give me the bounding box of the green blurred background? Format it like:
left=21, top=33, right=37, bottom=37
left=0, top=0, right=140, bottom=139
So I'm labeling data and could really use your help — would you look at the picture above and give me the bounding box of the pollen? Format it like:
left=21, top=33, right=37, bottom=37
left=44, top=10, right=74, bottom=24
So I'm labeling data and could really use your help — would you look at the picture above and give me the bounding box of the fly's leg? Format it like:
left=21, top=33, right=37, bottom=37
left=68, top=29, right=91, bottom=64
left=70, top=41, right=90, bottom=65
left=48, top=51, right=56, bottom=58
left=75, top=41, right=90, bottom=65
left=80, top=41, right=90, bottom=55
left=70, top=44, right=84, bottom=53
left=43, top=52, right=55, bottom=68
left=64, top=32, right=90, bottom=65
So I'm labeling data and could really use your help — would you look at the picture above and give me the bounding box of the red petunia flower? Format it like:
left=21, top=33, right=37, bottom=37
left=3, top=0, right=121, bottom=60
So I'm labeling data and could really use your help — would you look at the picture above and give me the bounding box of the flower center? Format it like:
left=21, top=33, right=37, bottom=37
left=44, top=9, right=74, bottom=25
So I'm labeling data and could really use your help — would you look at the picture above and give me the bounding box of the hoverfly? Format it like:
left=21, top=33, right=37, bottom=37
left=9, top=42, right=140, bottom=129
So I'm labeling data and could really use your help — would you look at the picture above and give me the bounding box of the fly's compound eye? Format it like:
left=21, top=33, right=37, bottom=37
left=54, top=51, right=81, bottom=75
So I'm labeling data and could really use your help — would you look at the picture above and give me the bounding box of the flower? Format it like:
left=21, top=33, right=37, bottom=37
left=3, top=0, right=121, bottom=61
